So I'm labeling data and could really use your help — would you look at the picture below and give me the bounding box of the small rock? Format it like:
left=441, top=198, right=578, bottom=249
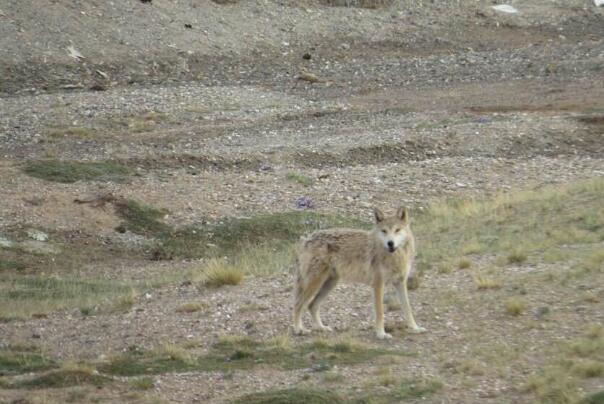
left=492, top=5, right=518, bottom=14
left=302, top=52, right=311, bottom=60
left=295, top=196, right=314, bottom=209
left=310, top=363, right=330, bottom=372
left=27, top=229, right=48, bottom=242
left=0, top=237, right=14, bottom=248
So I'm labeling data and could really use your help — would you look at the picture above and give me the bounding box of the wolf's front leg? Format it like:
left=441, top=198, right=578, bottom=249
left=373, top=280, right=392, bottom=339
left=395, top=279, right=426, bottom=334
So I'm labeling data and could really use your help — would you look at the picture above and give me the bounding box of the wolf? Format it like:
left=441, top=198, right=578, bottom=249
left=292, top=207, right=425, bottom=339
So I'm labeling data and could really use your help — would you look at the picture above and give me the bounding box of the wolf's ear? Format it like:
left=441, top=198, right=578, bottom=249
left=374, top=208, right=385, bottom=223
left=396, top=206, right=408, bottom=222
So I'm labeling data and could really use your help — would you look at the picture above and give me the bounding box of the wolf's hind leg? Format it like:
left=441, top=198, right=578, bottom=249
left=293, top=262, right=330, bottom=335
left=308, top=273, right=338, bottom=331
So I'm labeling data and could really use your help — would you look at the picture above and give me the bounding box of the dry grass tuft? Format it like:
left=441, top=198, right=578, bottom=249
left=319, top=0, right=394, bottom=9
left=266, top=333, right=292, bottom=351
left=461, top=240, right=484, bottom=255
left=437, top=262, right=453, bottom=274
left=458, top=258, right=472, bottom=269
left=504, top=298, right=525, bottom=316
left=507, top=248, right=528, bottom=265
left=175, top=302, right=207, bottom=313
left=110, top=289, right=138, bottom=312
left=571, top=360, right=604, bottom=378
left=474, top=275, right=501, bottom=290
left=193, top=258, right=244, bottom=288
left=455, top=359, right=485, bottom=376
left=525, top=367, right=579, bottom=403
left=153, top=344, right=194, bottom=365
left=376, top=366, right=397, bottom=386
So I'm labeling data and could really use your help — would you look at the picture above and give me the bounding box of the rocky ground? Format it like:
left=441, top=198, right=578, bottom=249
left=1, top=0, right=604, bottom=403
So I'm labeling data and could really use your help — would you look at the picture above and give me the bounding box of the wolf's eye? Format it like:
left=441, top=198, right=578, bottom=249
left=395, top=228, right=401, bottom=233
left=381, top=230, right=387, bottom=234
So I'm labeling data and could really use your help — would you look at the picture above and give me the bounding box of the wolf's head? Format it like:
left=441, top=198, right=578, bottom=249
left=373, top=207, right=411, bottom=253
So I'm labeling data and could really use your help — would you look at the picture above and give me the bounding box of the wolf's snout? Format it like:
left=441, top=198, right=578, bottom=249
left=387, top=241, right=395, bottom=252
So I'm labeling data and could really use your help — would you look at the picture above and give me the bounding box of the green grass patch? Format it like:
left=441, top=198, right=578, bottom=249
left=130, top=376, right=155, bottom=390
left=99, top=336, right=400, bottom=376
left=233, top=388, right=344, bottom=404
left=583, top=390, right=604, bottom=404
left=23, top=160, right=133, bottom=183
left=286, top=172, right=313, bottom=187
left=10, top=369, right=110, bottom=389
left=114, top=199, right=169, bottom=235
left=358, top=377, right=443, bottom=403
left=0, top=275, right=134, bottom=320
left=0, top=349, right=56, bottom=376
left=104, top=111, right=170, bottom=133
left=0, top=258, right=25, bottom=272
left=47, top=126, right=95, bottom=140
left=526, top=324, right=604, bottom=402
left=415, top=178, right=604, bottom=271
left=152, top=210, right=364, bottom=261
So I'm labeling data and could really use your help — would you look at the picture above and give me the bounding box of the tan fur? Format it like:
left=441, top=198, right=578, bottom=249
left=292, top=207, right=426, bottom=339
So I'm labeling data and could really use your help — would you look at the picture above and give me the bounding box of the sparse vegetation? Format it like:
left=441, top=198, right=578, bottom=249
left=525, top=324, right=604, bottom=402
left=571, top=360, right=604, bottom=378
left=47, top=126, right=95, bottom=140
left=461, top=239, right=484, bottom=255
left=504, top=298, right=525, bottom=316
left=110, top=288, right=138, bottom=312
left=525, top=367, right=579, bottom=404
left=457, top=258, right=472, bottom=269
left=582, top=249, right=604, bottom=273
left=100, top=335, right=401, bottom=377
left=474, top=275, right=502, bottom=290
left=320, top=0, right=394, bottom=9
left=114, top=199, right=170, bottom=236
left=507, top=248, right=528, bottom=265
left=0, top=348, right=56, bottom=375
left=0, top=275, right=134, bottom=320
left=23, top=160, right=133, bottom=183
left=130, top=377, right=155, bottom=390
left=415, top=178, right=604, bottom=272
left=150, top=210, right=363, bottom=261
left=233, top=388, right=344, bottom=404
left=286, top=172, right=313, bottom=187
left=8, top=363, right=109, bottom=389
left=105, top=111, right=170, bottom=133
left=0, top=258, right=25, bottom=272
left=192, top=258, right=244, bottom=287
left=175, top=302, right=207, bottom=313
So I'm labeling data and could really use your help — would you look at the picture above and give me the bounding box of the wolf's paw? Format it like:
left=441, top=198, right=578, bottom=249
left=408, top=326, right=427, bottom=334
left=376, top=331, right=393, bottom=340
left=293, top=327, right=311, bottom=335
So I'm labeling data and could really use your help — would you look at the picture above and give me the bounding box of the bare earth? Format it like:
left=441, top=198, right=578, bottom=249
left=1, top=0, right=603, bottom=403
